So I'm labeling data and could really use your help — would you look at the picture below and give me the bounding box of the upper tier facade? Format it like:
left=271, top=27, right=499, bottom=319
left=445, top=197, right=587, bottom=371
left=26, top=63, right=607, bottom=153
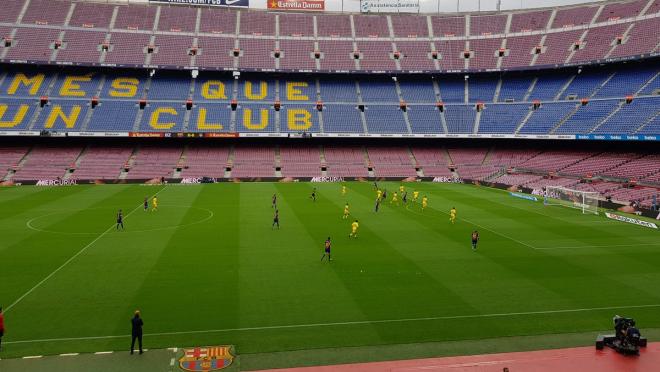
left=0, top=0, right=658, bottom=73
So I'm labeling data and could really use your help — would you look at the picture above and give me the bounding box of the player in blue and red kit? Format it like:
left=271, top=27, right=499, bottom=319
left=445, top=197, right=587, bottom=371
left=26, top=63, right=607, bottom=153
left=321, top=237, right=331, bottom=262
left=116, top=209, right=124, bottom=230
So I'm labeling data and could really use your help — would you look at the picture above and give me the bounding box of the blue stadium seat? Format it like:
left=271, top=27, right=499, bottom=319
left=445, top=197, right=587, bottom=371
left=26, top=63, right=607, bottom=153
left=518, top=102, right=575, bottom=134
left=498, top=76, right=533, bottom=102
left=359, top=78, right=399, bottom=102
left=398, top=79, right=437, bottom=102
left=138, top=104, right=186, bottom=132
left=478, top=104, right=529, bottom=133
left=407, top=105, right=443, bottom=133
left=593, top=98, right=657, bottom=134
left=364, top=105, right=407, bottom=133
left=468, top=76, right=498, bottom=102
left=319, top=79, right=358, bottom=102
left=555, top=100, right=618, bottom=134
left=87, top=101, right=139, bottom=132
left=189, top=103, right=233, bottom=132
left=437, top=76, right=465, bottom=103
left=322, top=105, right=364, bottom=133
left=444, top=105, right=476, bottom=133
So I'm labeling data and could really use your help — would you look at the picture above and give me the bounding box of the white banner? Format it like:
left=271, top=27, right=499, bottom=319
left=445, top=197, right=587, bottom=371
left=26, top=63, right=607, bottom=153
left=360, top=0, right=420, bottom=13
left=605, top=212, right=658, bottom=229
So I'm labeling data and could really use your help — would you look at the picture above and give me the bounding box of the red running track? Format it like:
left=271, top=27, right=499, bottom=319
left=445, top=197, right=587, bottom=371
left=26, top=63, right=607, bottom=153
left=256, top=342, right=659, bottom=372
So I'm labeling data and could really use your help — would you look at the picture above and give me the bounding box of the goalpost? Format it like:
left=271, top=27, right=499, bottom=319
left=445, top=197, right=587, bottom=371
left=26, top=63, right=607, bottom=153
left=544, top=186, right=600, bottom=215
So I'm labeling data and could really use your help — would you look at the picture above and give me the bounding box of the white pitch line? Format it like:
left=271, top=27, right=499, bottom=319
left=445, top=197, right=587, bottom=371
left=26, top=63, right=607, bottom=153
left=94, top=351, right=113, bottom=355
left=59, top=353, right=79, bottom=356
left=534, top=242, right=660, bottom=250
left=22, top=355, right=43, bottom=359
left=5, top=186, right=167, bottom=313
left=6, top=303, right=660, bottom=345
left=404, top=204, right=537, bottom=250
left=170, top=358, right=176, bottom=366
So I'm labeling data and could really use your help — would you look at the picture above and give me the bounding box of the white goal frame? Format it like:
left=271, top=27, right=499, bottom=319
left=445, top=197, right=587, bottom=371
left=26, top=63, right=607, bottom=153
left=544, top=186, right=599, bottom=215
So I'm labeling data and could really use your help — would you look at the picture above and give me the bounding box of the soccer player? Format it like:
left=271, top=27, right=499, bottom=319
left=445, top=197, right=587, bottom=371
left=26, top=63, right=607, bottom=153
left=374, top=197, right=381, bottom=212
left=422, top=196, right=428, bottom=211
left=377, top=189, right=383, bottom=201
left=343, top=203, right=350, bottom=219
left=399, top=185, right=405, bottom=195
left=402, top=191, right=408, bottom=204
left=471, top=230, right=479, bottom=251
left=321, top=237, right=331, bottom=262
left=382, top=189, right=387, bottom=200
left=391, top=191, right=399, bottom=205
left=272, top=209, right=280, bottom=229
left=349, top=219, right=359, bottom=238
left=373, top=181, right=379, bottom=190
left=143, top=197, right=148, bottom=212
left=310, top=188, right=317, bottom=202
left=152, top=196, right=158, bottom=211
left=413, top=190, right=419, bottom=203
left=272, top=194, right=277, bottom=208
left=342, top=185, right=347, bottom=196
left=116, top=209, right=124, bottom=230
left=450, top=207, right=457, bottom=224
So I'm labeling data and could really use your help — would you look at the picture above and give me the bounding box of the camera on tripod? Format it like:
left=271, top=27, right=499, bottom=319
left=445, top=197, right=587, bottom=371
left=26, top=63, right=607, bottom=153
left=596, top=315, right=647, bottom=355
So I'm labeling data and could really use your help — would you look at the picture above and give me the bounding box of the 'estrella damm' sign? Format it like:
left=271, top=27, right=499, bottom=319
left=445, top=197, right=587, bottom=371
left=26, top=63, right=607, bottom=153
left=179, top=346, right=234, bottom=371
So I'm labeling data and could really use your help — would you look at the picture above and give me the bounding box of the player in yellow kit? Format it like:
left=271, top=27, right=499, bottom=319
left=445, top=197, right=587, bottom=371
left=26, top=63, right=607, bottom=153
left=391, top=192, right=399, bottom=205
left=342, top=185, right=347, bottom=196
left=399, top=185, right=405, bottom=195
left=343, top=203, right=350, bottom=219
left=349, top=219, right=359, bottom=238
left=151, top=196, right=158, bottom=211
left=377, top=189, right=382, bottom=201
left=412, top=190, right=419, bottom=203
left=422, top=196, right=428, bottom=211
left=450, top=207, right=457, bottom=224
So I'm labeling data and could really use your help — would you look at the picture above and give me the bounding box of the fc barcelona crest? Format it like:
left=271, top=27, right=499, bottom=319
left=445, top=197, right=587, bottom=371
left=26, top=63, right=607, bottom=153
left=179, top=346, right=234, bottom=371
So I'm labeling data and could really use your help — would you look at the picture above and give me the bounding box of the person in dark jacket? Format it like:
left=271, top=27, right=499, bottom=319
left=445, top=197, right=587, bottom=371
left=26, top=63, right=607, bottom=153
left=131, top=310, right=143, bottom=355
left=0, top=306, right=5, bottom=351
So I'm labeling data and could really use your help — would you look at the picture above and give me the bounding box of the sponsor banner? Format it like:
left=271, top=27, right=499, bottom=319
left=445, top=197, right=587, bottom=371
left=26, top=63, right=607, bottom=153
left=149, top=0, right=249, bottom=7
left=510, top=192, right=538, bottom=202
left=361, top=0, right=420, bottom=13
left=431, top=176, right=463, bottom=183
left=605, top=212, right=658, bottom=229
left=576, top=134, right=659, bottom=141
left=180, top=177, right=218, bottom=184
left=311, top=176, right=344, bottom=183
left=36, top=179, right=78, bottom=187
left=0, top=131, right=40, bottom=136
left=268, top=0, right=325, bottom=11
left=129, top=132, right=166, bottom=138
left=204, top=132, right=239, bottom=138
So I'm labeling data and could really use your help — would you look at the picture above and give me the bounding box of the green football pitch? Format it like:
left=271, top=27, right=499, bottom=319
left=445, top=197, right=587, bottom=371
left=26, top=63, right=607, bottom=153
left=1, top=182, right=659, bottom=367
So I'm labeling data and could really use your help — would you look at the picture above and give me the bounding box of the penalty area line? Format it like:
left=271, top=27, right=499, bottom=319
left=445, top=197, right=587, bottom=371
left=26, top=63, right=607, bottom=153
left=4, top=186, right=168, bottom=313
left=404, top=204, right=538, bottom=250
left=6, top=303, right=660, bottom=345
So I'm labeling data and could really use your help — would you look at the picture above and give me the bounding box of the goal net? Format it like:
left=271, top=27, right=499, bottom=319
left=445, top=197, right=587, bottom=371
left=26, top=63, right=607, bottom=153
left=544, top=186, right=599, bottom=214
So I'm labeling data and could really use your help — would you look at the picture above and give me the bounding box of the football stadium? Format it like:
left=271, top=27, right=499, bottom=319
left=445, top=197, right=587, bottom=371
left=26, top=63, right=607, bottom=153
left=0, top=0, right=659, bottom=371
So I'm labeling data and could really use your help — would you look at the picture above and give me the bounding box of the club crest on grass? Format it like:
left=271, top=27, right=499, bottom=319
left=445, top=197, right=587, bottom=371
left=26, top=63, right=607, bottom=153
left=179, top=346, right=234, bottom=371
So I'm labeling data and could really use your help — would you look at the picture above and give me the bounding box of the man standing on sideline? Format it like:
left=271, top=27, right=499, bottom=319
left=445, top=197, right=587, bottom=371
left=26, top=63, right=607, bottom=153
left=0, top=306, right=5, bottom=351
left=131, top=310, right=143, bottom=355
